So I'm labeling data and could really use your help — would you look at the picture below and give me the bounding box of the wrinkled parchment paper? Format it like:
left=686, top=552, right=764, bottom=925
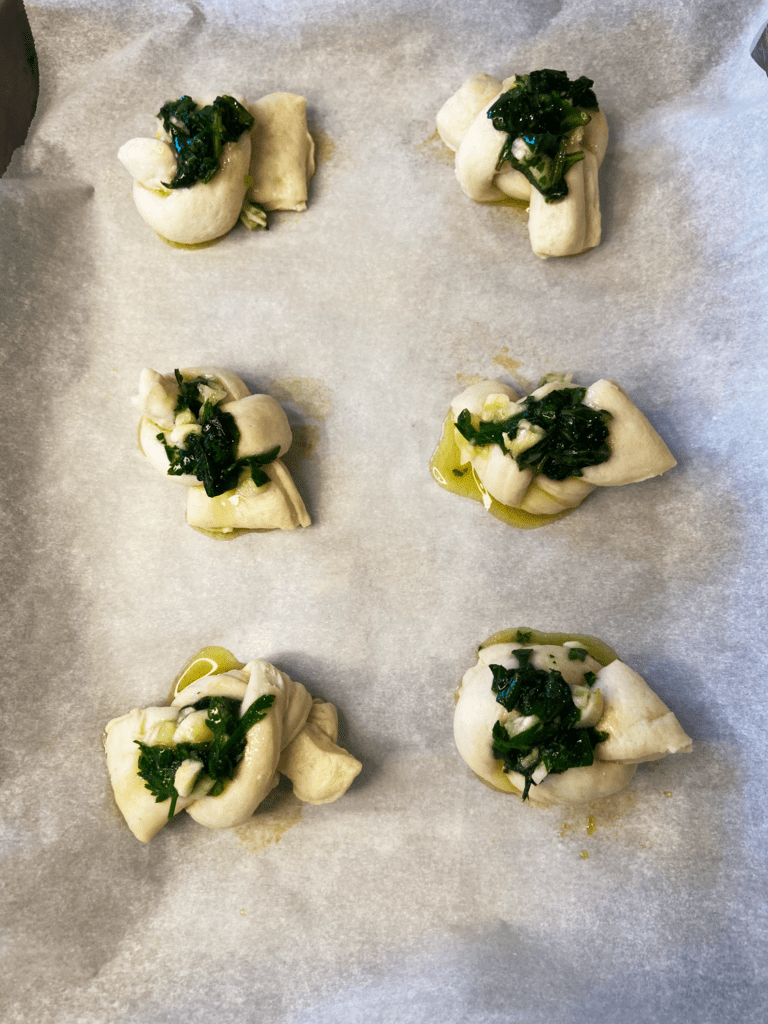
left=2, top=2, right=767, bottom=1022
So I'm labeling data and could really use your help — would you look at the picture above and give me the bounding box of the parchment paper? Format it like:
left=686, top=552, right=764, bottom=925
left=2, top=2, right=767, bottom=1022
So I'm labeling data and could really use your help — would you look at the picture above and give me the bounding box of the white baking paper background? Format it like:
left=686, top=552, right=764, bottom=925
left=2, top=1, right=767, bottom=1022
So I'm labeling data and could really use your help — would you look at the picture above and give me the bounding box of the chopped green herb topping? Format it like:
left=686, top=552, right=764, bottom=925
left=136, top=694, right=275, bottom=818
left=174, top=369, right=209, bottom=417
left=455, top=385, right=611, bottom=482
left=487, top=70, right=598, bottom=202
left=158, top=371, right=280, bottom=497
left=490, top=648, right=606, bottom=800
left=514, top=630, right=533, bottom=645
left=157, top=95, right=255, bottom=190
left=567, top=647, right=588, bottom=662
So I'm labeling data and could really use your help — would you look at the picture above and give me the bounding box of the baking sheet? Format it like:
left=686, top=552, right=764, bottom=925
left=2, top=1, right=767, bottom=1022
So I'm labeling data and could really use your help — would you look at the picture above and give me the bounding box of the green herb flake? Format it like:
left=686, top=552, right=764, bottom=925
left=489, top=648, right=605, bottom=800
left=136, top=694, right=275, bottom=817
left=242, top=446, right=281, bottom=488
left=567, top=647, right=588, bottom=662
left=486, top=70, right=598, bottom=203
left=158, top=95, right=255, bottom=190
left=135, top=742, right=187, bottom=818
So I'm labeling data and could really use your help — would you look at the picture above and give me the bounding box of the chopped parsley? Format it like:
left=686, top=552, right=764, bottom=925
left=455, top=384, right=611, bottom=482
left=487, top=69, right=598, bottom=202
left=158, top=371, right=280, bottom=497
left=157, top=95, right=255, bottom=190
left=490, top=648, right=606, bottom=800
left=567, top=647, right=588, bottom=662
left=136, top=694, right=275, bottom=818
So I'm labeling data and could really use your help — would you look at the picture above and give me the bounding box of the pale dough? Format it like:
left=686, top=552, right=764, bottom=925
left=247, top=93, right=316, bottom=211
left=454, top=641, right=691, bottom=807
left=105, top=658, right=362, bottom=841
left=133, top=366, right=310, bottom=534
left=447, top=377, right=675, bottom=515
left=119, top=92, right=315, bottom=243
left=437, top=73, right=608, bottom=258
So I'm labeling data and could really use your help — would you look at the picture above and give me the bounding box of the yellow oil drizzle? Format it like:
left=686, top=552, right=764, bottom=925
left=430, top=414, right=576, bottom=530
left=157, top=233, right=227, bottom=250
left=312, top=129, right=335, bottom=165
left=167, top=645, right=244, bottom=702
left=488, top=195, right=529, bottom=211
left=477, top=628, right=620, bottom=667
left=235, top=786, right=304, bottom=853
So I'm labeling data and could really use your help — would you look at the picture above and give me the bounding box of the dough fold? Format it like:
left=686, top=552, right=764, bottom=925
left=278, top=699, right=363, bottom=804
left=593, top=660, right=693, bottom=763
left=122, top=131, right=251, bottom=245
left=436, top=74, right=502, bottom=152
left=580, top=380, right=677, bottom=486
left=247, top=93, right=316, bottom=211
left=185, top=460, right=310, bottom=533
left=104, top=706, right=195, bottom=843
left=185, top=660, right=312, bottom=828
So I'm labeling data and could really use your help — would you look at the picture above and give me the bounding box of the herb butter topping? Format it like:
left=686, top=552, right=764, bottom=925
left=157, top=95, right=255, bottom=190
left=136, top=694, right=275, bottom=818
left=455, top=379, right=611, bottom=482
left=158, top=370, right=280, bottom=497
left=487, top=70, right=598, bottom=202
left=489, top=648, right=606, bottom=800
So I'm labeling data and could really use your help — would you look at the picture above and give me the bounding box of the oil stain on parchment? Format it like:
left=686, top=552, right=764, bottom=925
left=491, top=347, right=536, bottom=392
left=419, top=128, right=455, bottom=165
left=312, top=128, right=335, bottom=165
left=234, top=783, right=304, bottom=854
left=455, top=346, right=536, bottom=394
left=271, top=376, right=333, bottom=420
left=271, top=376, right=333, bottom=460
